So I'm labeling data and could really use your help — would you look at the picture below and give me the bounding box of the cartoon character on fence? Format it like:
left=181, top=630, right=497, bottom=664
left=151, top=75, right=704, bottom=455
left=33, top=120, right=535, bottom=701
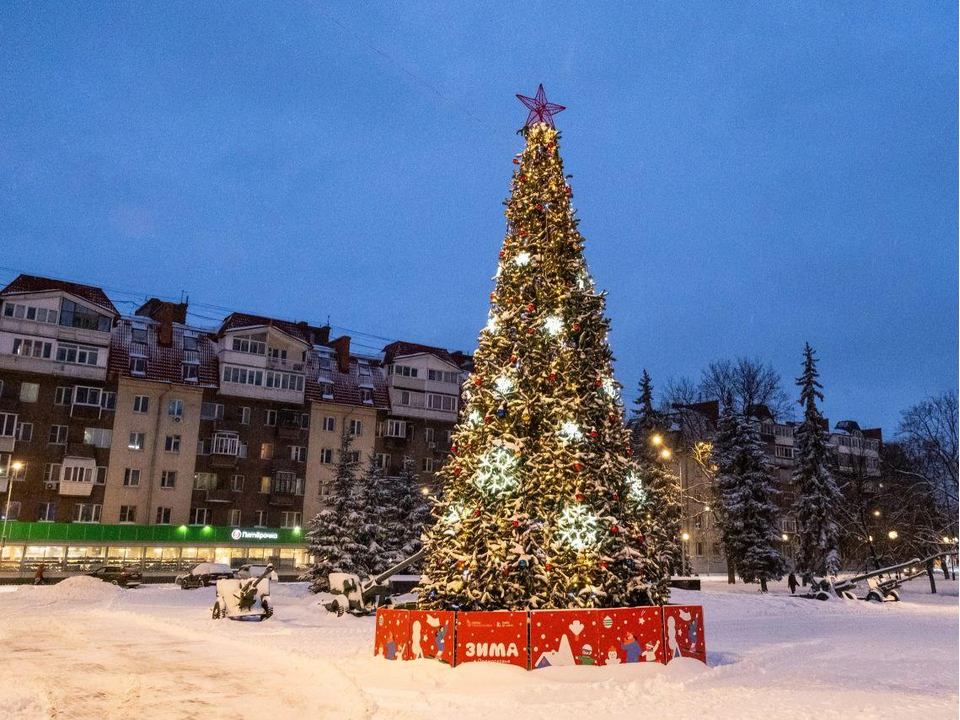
left=667, top=616, right=681, bottom=659
left=621, top=632, right=642, bottom=663
left=642, top=639, right=661, bottom=662
left=385, top=632, right=397, bottom=660
left=411, top=620, right=424, bottom=658
left=605, top=646, right=621, bottom=665
left=434, top=621, right=449, bottom=662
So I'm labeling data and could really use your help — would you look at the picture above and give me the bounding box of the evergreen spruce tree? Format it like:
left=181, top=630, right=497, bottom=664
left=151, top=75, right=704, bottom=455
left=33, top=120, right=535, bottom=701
left=630, top=370, right=684, bottom=581
left=712, top=397, right=785, bottom=592
left=419, top=89, right=666, bottom=611
left=389, top=457, right=430, bottom=569
left=302, top=430, right=366, bottom=592
left=357, top=453, right=393, bottom=576
left=792, top=343, right=842, bottom=580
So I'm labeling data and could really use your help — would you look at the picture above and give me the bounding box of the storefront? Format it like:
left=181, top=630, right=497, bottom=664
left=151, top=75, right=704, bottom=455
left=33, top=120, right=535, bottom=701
left=0, top=522, right=308, bottom=579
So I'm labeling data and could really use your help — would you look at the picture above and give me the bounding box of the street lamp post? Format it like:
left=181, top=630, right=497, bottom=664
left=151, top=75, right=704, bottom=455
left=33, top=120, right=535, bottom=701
left=0, top=460, right=24, bottom=559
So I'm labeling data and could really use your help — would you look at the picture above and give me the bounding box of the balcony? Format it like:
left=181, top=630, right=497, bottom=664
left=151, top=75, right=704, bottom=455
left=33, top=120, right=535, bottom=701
left=267, top=356, right=305, bottom=373
left=209, top=452, right=238, bottom=469
left=205, top=487, right=234, bottom=503
left=59, top=478, right=94, bottom=497
left=268, top=491, right=296, bottom=507
left=65, top=443, right=97, bottom=460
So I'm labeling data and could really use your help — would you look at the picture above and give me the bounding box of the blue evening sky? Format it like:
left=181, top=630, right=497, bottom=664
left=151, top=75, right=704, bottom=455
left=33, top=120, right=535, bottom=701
left=1, top=2, right=956, bottom=432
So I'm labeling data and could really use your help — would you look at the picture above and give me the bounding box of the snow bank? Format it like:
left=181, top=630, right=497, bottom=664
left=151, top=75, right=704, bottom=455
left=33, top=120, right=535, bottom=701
left=46, top=576, right=124, bottom=603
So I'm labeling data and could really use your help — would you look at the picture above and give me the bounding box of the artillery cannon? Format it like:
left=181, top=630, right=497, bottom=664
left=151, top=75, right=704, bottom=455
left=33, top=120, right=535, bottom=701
left=324, top=548, right=428, bottom=616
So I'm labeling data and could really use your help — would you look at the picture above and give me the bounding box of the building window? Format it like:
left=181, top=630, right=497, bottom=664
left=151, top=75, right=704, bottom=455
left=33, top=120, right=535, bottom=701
left=193, top=473, right=217, bottom=490
left=0, top=413, right=16, bottom=439
left=48, top=425, right=68, bottom=445
left=265, top=371, right=304, bottom=392
left=160, top=470, right=177, bottom=489
left=260, top=443, right=274, bottom=460
left=264, top=410, right=277, bottom=427
left=197, top=439, right=210, bottom=455
left=16, top=422, right=33, bottom=442
left=3, top=303, right=58, bottom=324
left=374, top=453, right=390, bottom=470
left=20, top=382, right=39, bottom=403
left=422, top=458, right=436, bottom=472
left=231, top=474, right=244, bottom=492
left=55, top=343, right=100, bottom=366
left=318, top=448, right=333, bottom=464
left=360, top=388, right=373, bottom=404
left=200, top=402, right=224, bottom=420
left=213, top=432, right=239, bottom=456
left=428, top=369, right=459, bottom=383
left=425, top=427, right=436, bottom=443
left=254, top=510, right=267, bottom=527
left=123, top=468, right=141, bottom=487
left=156, top=507, right=172, bottom=525
left=182, top=364, right=199, bottom=382
left=320, top=382, right=334, bottom=398
left=131, top=325, right=148, bottom=344
left=189, top=507, right=209, bottom=525
left=132, top=395, right=149, bottom=413
left=38, top=502, right=56, bottom=522
left=96, top=466, right=107, bottom=484
left=55, top=386, right=73, bottom=405
left=322, top=416, right=336, bottom=432
left=130, top=357, right=147, bottom=375
left=241, top=407, right=251, bottom=425
left=348, top=450, right=360, bottom=464
left=385, top=419, right=406, bottom=438
left=100, top=391, right=116, bottom=410
left=168, top=399, right=184, bottom=418
left=11, top=337, right=53, bottom=359
left=72, top=386, right=101, bottom=407
left=62, top=464, right=92, bottom=484
left=775, top=446, right=795, bottom=459
left=1, top=501, right=20, bottom=520
left=83, top=427, right=112, bottom=448
left=221, top=365, right=264, bottom=386
left=349, top=419, right=362, bottom=436
left=60, top=299, right=111, bottom=332
left=399, top=391, right=412, bottom=406
left=119, top=505, right=137, bottom=523
left=290, top=446, right=306, bottom=463
left=231, top=333, right=266, bottom=355
left=695, top=542, right=704, bottom=557
left=72, top=503, right=102, bottom=524
left=391, top=365, right=418, bottom=377
left=128, top=432, right=145, bottom=450
left=229, top=509, right=241, bottom=526
left=43, top=463, right=61, bottom=484
left=427, top=394, right=457, bottom=412
left=165, top=435, right=181, bottom=453
left=280, top=512, right=301, bottom=528
left=259, top=476, right=271, bottom=494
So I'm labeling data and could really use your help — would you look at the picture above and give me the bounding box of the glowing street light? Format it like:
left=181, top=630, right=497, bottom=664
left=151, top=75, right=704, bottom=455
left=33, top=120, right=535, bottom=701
left=420, top=486, right=430, bottom=496
left=0, top=460, right=24, bottom=554
left=887, top=530, right=899, bottom=540
left=651, top=434, right=663, bottom=446
left=781, top=533, right=789, bottom=542
left=681, top=532, right=690, bottom=541
left=660, top=448, right=672, bottom=460
left=872, top=509, right=881, bottom=517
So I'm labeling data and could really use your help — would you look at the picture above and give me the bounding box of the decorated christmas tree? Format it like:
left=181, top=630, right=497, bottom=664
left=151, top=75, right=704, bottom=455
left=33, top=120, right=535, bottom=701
left=418, top=87, right=668, bottom=611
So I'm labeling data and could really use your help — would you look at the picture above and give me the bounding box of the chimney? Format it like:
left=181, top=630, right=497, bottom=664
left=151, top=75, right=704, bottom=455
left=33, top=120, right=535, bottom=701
left=135, top=298, right=188, bottom=325
left=329, top=335, right=351, bottom=373
left=309, top=325, right=331, bottom=345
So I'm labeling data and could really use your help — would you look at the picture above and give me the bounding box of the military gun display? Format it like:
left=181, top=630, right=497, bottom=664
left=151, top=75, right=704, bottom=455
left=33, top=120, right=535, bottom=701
left=324, top=548, right=428, bottom=616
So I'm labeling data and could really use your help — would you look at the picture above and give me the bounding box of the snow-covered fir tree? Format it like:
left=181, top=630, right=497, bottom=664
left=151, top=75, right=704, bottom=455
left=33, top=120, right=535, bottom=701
left=792, top=343, right=842, bottom=580
left=712, top=397, right=785, bottom=591
left=418, top=95, right=667, bottom=611
left=302, top=430, right=366, bottom=592
left=386, top=457, right=430, bottom=569
left=630, top=370, right=684, bottom=581
left=357, top=453, right=393, bottom=576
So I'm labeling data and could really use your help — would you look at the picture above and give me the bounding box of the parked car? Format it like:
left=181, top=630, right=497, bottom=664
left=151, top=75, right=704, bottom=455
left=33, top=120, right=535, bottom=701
left=87, top=565, right=142, bottom=588
left=176, top=563, right=235, bottom=589
left=237, top=564, right=279, bottom=581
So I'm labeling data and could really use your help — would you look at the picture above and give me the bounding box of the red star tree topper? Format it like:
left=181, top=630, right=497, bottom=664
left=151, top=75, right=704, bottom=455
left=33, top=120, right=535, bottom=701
left=516, top=84, right=566, bottom=128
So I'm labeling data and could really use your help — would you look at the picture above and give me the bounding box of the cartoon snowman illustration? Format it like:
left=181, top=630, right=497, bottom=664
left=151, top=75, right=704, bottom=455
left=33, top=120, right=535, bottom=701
left=642, top=639, right=661, bottom=662
left=605, top=646, right=621, bottom=665
left=666, top=616, right=682, bottom=659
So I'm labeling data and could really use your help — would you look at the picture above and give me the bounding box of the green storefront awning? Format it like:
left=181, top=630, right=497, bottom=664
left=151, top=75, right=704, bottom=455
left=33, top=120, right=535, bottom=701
left=1, top=522, right=303, bottom=545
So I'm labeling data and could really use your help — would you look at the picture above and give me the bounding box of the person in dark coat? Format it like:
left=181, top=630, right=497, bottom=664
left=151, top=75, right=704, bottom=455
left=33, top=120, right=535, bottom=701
left=34, top=564, right=46, bottom=586
left=787, top=571, right=798, bottom=594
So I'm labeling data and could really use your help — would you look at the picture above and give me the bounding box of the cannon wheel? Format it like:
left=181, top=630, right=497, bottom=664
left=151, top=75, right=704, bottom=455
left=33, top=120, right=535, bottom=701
left=262, top=599, right=273, bottom=619
left=815, top=591, right=830, bottom=601
left=885, top=590, right=900, bottom=602
left=866, top=591, right=884, bottom=603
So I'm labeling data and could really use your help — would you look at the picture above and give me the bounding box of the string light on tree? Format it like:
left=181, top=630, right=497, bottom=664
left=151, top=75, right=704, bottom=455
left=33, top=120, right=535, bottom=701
left=544, top=315, right=564, bottom=335
left=626, top=471, right=647, bottom=504
left=514, top=251, right=531, bottom=266
left=556, top=504, right=600, bottom=551
left=559, top=420, right=583, bottom=443
left=495, top=375, right=514, bottom=395
left=473, top=446, right=519, bottom=495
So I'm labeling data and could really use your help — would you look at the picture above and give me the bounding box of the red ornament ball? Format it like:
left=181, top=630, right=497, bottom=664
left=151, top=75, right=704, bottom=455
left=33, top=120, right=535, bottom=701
left=601, top=561, right=609, bottom=569
left=510, top=355, right=517, bottom=363
left=453, top=467, right=462, bottom=476
left=474, top=378, right=482, bottom=386
left=595, top=379, right=603, bottom=387
left=574, top=463, right=582, bottom=472
left=590, top=430, right=598, bottom=438
left=474, top=509, right=481, bottom=517
left=484, top=416, right=493, bottom=424
left=527, top=303, right=535, bottom=312
left=545, top=562, right=552, bottom=571
left=537, top=204, right=544, bottom=211
left=576, top=492, right=584, bottom=501
left=450, top=446, right=457, bottom=454
left=513, top=158, right=520, bottom=165
left=610, top=525, right=620, bottom=534
left=573, top=324, right=580, bottom=331
left=499, top=251, right=505, bottom=259
left=625, top=448, right=633, bottom=457
left=549, top=373, right=557, bottom=382
left=527, top=327, right=535, bottom=334
left=512, top=520, right=519, bottom=528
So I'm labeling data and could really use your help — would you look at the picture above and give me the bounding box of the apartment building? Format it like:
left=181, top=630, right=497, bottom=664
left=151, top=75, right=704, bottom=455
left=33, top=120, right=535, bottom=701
left=376, top=341, right=472, bottom=487
left=0, top=275, right=120, bottom=525
left=0, top=274, right=389, bottom=577
left=666, top=401, right=882, bottom=575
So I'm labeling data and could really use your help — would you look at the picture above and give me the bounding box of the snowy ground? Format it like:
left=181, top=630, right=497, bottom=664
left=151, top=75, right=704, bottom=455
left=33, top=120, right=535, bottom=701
left=1, top=575, right=956, bottom=719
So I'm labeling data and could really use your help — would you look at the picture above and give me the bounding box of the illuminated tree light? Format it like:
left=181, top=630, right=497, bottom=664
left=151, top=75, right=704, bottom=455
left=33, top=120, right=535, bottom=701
left=443, top=502, right=466, bottom=525
left=473, top=446, right=519, bottom=495
left=601, top=377, right=619, bottom=398
left=486, top=316, right=498, bottom=333
left=556, top=504, right=600, bottom=551
left=495, top=375, right=514, bottom=395
left=544, top=315, right=564, bottom=335
left=514, top=251, right=531, bottom=266
left=626, top=471, right=647, bottom=504
left=468, top=410, right=483, bottom=425
left=559, top=420, right=583, bottom=442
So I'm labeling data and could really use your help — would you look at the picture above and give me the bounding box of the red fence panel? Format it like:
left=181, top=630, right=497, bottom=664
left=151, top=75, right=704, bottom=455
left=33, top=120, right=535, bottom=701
left=409, top=610, right=456, bottom=664
left=595, top=606, right=666, bottom=665
left=530, top=609, right=602, bottom=668
left=375, top=608, right=412, bottom=661
left=662, top=605, right=706, bottom=663
left=454, top=611, right=528, bottom=669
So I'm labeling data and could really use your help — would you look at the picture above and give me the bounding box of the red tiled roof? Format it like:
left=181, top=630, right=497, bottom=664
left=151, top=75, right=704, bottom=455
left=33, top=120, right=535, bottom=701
left=218, top=312, right=311, bottom=344
left=109, top=319, right=219, bottom=387
left=1, top=274, right=118, bottom=315
left=383, top=340, right=461, bottom=368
